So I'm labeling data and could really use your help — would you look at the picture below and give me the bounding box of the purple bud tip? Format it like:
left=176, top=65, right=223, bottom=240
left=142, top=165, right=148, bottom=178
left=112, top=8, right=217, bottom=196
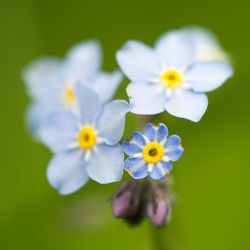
left=146, top=200, right=167, bottom=227
left=112, top=192, right=133, bottom=218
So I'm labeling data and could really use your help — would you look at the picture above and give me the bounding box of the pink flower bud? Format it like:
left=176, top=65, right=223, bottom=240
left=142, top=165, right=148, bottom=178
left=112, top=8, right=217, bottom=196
left=112, top=180, right=140, bottom=218
left=146, top=199, right=168, bottom=227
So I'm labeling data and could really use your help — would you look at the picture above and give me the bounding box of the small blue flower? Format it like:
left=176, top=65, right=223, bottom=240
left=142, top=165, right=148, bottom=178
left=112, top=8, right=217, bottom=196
left=23, top=40, right=123, bottom=136
left=39, top=83, right=129, bottom=195
left=116, top=30, right=233, bottom=122
left=122, top=123, right=183, bottom=180
left=183, top=26, right=231, bottom=63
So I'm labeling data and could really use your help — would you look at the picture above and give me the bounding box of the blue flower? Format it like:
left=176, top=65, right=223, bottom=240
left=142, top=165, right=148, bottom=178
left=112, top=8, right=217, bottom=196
left=23, top=40, right=123, bottom=136
left=116, top=30, right=233, bottom=122
left=122, top=123, right=183, bottom=180
left=183, top=26, right=231, bottom=63
left=39, top=83, right=129, bottom=195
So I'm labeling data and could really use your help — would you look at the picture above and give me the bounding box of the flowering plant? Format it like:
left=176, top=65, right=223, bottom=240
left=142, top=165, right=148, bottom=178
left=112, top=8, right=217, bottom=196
left=23, top=26, right=233, bottom=229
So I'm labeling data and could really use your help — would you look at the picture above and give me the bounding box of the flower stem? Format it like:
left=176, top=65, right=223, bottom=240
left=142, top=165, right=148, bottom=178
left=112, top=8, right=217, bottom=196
left=150, top=223, right=166, bottom=250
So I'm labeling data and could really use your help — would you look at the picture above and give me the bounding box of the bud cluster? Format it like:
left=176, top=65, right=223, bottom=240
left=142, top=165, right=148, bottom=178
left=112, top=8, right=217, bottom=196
left=111, top=178, right=175, bottom=227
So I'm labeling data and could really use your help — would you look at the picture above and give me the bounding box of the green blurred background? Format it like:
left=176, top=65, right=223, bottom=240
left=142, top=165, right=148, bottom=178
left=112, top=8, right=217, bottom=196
left=1, top=0, right=250, bottom=249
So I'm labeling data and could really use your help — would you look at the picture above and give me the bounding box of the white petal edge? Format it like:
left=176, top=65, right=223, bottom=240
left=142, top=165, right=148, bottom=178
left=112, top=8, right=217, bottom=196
left=165, top=89, right=208, bottom=122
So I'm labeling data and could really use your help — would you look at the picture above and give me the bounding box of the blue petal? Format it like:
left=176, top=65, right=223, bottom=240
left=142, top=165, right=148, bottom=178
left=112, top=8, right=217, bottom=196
left=165, top=89, right=208, bottom=122
left=150, top=164, right=165, bottom=180
left=132, top=132, right=146, bottom=147
left=165, top=147, right=184, bottom=162
left=127, top=82, right=166, bottom=115
left=22, top=57, right=63, bottom=102
left=144, top=124, right=156, bottom=142
left=165, top=135, right=184, bottom=162
left=47, top=149, right=88, bottom=195
left=185, top=61, right=233, bottom=92
left=155, top=30, right=194, bottom=68
left=65, top=40, right=102, bottom=83
left=164, top=135, right=181, bottom=149
left=75, top=82, right=102, bottom=125
left=124, top=157, right=148, bottom=179
left=122, top=141, right=142, bottom=156
left=39, top=111, right=79, bottom=153
left=86, top=144, right=124, bottom=184
left=90, top=71, right=123, bottom=104
left=116, top=40, right=159, bottom=82
left=156, top=123, right=168, bottom=143
left=160, top=161, right=173, bottom=171
left=96, top=100, right=129, bottom=145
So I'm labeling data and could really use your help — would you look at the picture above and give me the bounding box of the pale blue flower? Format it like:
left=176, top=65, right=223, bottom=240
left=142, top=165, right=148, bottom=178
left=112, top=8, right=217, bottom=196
left=40, top=83, right=129, bottom=195
left=23, top=40, right=123, bottom=136
left=116, top=30, right=233, bottom=122
left=122, top=123, right=183, bottom=180
left=183, top=26, right=231, bottom=63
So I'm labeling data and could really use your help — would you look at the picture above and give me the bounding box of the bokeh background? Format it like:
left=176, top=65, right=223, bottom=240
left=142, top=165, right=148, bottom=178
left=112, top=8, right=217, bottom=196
left=1, top=0, right=250, bottom=249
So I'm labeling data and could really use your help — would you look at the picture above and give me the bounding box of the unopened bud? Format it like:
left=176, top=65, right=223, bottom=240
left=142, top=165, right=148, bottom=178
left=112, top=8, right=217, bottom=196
left=146, top=199, right=168, bottom=227
left=112, top=180, right=140, bottom=218
left=145, top=181, right=170, bottom=227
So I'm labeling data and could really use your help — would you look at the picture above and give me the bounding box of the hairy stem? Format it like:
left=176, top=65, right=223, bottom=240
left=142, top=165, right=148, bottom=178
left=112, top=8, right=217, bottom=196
left=150, top=224, right=166, bottom=250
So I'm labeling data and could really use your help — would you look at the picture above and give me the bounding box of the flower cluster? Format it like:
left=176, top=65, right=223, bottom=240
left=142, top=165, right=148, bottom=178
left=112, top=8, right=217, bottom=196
left=23, top=26, right=233, bottom=226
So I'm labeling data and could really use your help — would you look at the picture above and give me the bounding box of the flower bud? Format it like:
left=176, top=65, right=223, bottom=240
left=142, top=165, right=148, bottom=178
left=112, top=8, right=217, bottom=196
left=146, top=199, right=168, bottom=227
left=112, top=180, right=140, bottom=218
left=145, top=181, right=170, bottom=227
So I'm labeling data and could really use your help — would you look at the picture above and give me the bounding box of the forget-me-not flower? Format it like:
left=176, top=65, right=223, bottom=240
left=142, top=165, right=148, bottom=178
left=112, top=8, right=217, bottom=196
left=23, top=40, right=123, bottom=136
left=122, top=123, right=183, bottom=180
left=183, top=26, right=231, bottom=63
left=116, top=30, right=233, bottom=122
left=40, top=83, right=129, bottom=195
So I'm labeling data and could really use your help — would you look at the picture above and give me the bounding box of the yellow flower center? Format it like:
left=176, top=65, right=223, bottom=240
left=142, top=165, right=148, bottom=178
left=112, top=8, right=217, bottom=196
left=62, top=83, right=76, bottom=107
left=143, top=142, right=164, bottom=164
left=78, top=127, right=96, bottom=149
left=161, top=70, right=182, bottom=88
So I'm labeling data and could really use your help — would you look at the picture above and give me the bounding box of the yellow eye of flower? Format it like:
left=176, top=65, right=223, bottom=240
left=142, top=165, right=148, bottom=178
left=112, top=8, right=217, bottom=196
left=78, top=127, right=96, bottom=149
left=62, top=84, right=76, bottom=106
left=161, top=70, right=182, bottom=88
left=143, top=142, right=164, bottom=163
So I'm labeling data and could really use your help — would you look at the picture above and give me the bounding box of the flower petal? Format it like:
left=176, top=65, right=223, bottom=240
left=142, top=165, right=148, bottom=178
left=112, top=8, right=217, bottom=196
left=164, top=135, right=181, bottom=149
left=144, top=123, right=156, bottom=142
left=116, top=41, right=159, bottom=81
left=86, top=144, right=124, bottom=184
left=183, top=26, right=231, bottom=63
left=47, top=149, right=88, bottom=195
left=150, top=164, right=165, bottom=180
left=90, top=71, right=123, bottom=104
left=165, top=89, right=208, bottom=122
left=165, top=147, right=184, bottom=162
left=75, top=82, right=102, bottom=125
left=127, top=82, right=166, bottom=115
left=124, top=157, right=148, bottom=179
left=65, top=40, right=102, bottom=82
left=164, top=135, right=184, bottom=162
left=39, top=112, right=78, bottom=153
left=122, top=141, right=142, bottom=156
left=25, top=103, right=48, bottom=140
left=155, top=30, right=194, bottom=69
left=156, top=123, right=168, bottom=143
left=22, top=57, right=63, bottom=101
left=185, top=61, right=233, bottom=92
left=96, top=100, right=129, bottom=145
left=160, top=161, right=173, bottom=171
left=131, top=132, right=146, bottom=147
